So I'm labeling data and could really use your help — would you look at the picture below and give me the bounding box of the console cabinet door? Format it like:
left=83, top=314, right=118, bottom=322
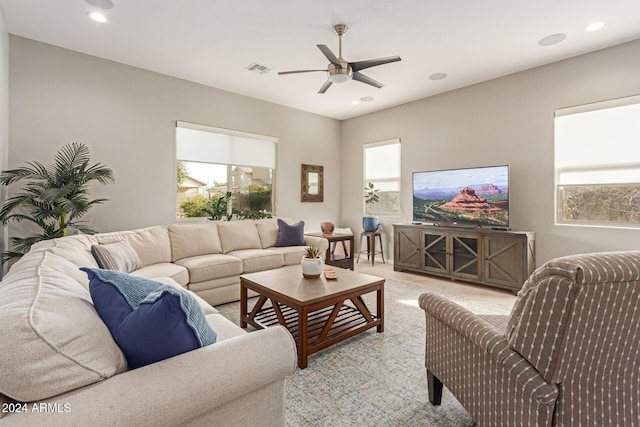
left=393, top=224, right=534, bottom=292
left=449, top=233, right=480, bottom=281
left=483, top=235, right=525, bottom=288
left=394, top=227, right=421, bottom=269
left=421, top=231, right=448, bottom=274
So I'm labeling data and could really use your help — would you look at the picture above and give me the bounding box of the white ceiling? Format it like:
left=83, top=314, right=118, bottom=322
left=2, top=0, right=640, bottom=120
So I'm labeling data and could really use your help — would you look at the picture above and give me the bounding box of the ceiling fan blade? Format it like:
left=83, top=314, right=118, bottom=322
left=317, top=45, right=341, bottom=67
left=352, top=72, right=383, bottom=89
left=278, top=69, right=326, bottom=75
left=350, top=55, right=401, bottom=72
left=318, top=79, right=333, bottom=94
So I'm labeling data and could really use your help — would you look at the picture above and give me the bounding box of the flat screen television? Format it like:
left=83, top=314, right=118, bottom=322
left=412, top=165, right=509, bottom=228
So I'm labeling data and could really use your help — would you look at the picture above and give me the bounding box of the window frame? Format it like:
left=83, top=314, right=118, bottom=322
left=175, top=121, right=278, bottom=219
left=363, top=138, right=401, bottom=217
left=554, top=94, right=640, bottom=228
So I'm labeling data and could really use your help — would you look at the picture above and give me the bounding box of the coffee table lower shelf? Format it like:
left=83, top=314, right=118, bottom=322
left=250, top=302, right=379, bottom=353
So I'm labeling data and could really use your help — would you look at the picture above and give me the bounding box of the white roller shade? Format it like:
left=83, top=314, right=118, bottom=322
left=364, top=139, right=401, bottom=191
left=176, top=121, right=277, bottom=169
left=555, top=96, right=640, bottom=186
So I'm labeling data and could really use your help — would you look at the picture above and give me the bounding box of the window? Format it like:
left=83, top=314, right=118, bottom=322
left=176, top=121, right=277, bottom=219
left=363, top=139, right=401, bottom=216
left=555, top=95, right=640, bottom=227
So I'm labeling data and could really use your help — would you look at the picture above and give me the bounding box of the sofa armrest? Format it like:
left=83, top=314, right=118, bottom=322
left=303, top=235, right=329, bottom=254
left=419, top=292, right=557, bottom=405
left=2, top=326, right=297, bottom=426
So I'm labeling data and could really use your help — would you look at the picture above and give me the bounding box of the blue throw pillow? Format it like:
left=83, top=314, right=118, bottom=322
left=81, top=268, right=217, bottom=369
left=275, top=218, right=305, bottom=247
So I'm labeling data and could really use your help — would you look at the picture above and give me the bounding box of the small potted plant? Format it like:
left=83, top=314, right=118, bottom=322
left=363, top=182, right=380, bottom=232
left=301, top=246, right=323, bottom=279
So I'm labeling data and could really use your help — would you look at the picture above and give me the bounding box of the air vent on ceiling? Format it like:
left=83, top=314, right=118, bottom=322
left=245, top=62, right=272, bottom=75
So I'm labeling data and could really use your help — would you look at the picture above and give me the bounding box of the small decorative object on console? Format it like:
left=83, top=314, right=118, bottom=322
left=301, top=246, right=323, bottom=278
left=323, top=267, right=338, bottom=280
left=362, top=216, right=380, bottom=232
left=363, top=182, right=380, bottom=232
left=321, top=222, right=335, bottom=235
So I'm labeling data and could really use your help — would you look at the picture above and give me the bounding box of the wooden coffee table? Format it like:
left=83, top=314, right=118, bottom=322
left=240, top=265, right=384, bottom=369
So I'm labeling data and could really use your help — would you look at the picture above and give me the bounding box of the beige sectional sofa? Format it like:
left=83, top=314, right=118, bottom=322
left=31, top=217, right=327, bottom=306
left=0, top=218, right=328, bottom=426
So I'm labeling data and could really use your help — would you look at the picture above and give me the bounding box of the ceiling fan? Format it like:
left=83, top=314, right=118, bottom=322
left=278, top=24, right=401, bottom=94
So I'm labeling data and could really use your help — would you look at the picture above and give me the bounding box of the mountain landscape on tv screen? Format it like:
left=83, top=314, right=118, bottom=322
left=413, top=183, right=509, bottom=226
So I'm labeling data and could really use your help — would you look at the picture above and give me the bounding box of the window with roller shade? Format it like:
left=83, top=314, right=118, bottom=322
left=363, top=139, right=401, bottom=216
left=555, top=95, right=640, bottom=227
left=176, top=121, right=277, bottom=219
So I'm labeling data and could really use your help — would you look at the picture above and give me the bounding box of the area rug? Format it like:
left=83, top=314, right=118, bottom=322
left=215, top=278, right=513, bottom=427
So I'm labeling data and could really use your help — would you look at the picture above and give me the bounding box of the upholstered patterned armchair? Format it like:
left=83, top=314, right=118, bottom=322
left=419, top=251, right=640, bottom=426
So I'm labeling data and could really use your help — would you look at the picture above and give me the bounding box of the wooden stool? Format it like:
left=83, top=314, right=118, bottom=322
left=357, top=231, right=385, bottom=266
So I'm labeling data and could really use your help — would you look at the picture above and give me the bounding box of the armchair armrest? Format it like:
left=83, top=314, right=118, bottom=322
left=419, top=292, right=511, bottom=361
left=3, top=326, right=297, bottom=426
left=419, top=292, right=557, bottom=405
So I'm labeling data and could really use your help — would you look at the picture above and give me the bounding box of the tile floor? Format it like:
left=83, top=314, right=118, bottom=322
left=354, top=260, right=517, bottom=309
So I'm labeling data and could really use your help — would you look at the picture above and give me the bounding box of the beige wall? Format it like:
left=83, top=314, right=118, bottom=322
left=0, top=7, right=9, bottom=271
left=341, top=38, right=640, bottom=265
left=7, top=34, right=640, bottom=267
left=8, top=36, right=341, bottom=236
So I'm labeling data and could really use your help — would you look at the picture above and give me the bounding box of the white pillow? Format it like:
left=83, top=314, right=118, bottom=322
left=91, top=240, right=143, bottom=273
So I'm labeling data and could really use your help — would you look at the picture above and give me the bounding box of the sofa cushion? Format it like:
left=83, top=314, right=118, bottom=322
left=31, top=234, right=99, bottom=268
left=269, top=246, right=306, bottom=266
left=168, top=222, right=222, bottom=261
left=152, top=276, right=219, bottom=315
left=228, top=249, right=284, bottom=273
left=0, top=251, right=127, bottom=402
left=255, top=218, right=279, bottom=248
left=131, top=262, right=190, bottom=286
left=217, top=220, right=262, bottom=253
left=255, top=217, right=296, bottom=249
left=275, top=218, right=305, bottom=247
left=82, top=268, right=217, bottom=369
left=96, top=226, right=172, bottom=266
left=175, top=254, right=243, bottom=283
left=91, top=240, right=143, bottom=273
left=41, top=251, right=92, bottom=289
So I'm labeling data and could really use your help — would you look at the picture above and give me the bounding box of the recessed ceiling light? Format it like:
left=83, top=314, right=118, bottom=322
left=538, top=33, right=566, bottom=47
left=585, top=21, right=606, bottom=32
left=429, top=73, right=447, bottom=81
left=88, top=11, right=108, bottom=23
left=84, top=0, right=114, bottom=9
left=351, top=100, right=360, bottom=105
left=360, top=96, right=374, bottom=102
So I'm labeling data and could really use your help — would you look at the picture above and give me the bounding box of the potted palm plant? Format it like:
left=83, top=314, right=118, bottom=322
left=363, top=181, right=380, bottom=232
left=0, top=142, right=115, bottom=263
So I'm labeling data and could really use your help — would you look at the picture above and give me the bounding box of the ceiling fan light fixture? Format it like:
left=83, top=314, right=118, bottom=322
left=329, top=73, right=351, bottom=84
left=328, top=63, right=352, bottom=84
